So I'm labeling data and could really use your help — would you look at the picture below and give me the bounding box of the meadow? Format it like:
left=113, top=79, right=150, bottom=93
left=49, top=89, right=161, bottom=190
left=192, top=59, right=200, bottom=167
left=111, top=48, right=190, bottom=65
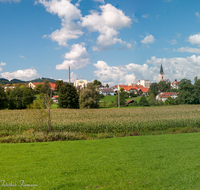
left=1, top=133, right=200, bottom=189
left=1, top=105, right=200, bottom=142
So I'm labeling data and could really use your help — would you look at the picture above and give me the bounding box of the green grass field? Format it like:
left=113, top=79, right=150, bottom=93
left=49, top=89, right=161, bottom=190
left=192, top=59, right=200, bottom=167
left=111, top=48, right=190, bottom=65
left=1, top=133, right=200, bottom=189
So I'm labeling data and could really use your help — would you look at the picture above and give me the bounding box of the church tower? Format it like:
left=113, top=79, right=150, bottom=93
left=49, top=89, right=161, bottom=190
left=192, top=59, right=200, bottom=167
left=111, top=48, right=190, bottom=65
left=159, top=64, right=165, bottom=81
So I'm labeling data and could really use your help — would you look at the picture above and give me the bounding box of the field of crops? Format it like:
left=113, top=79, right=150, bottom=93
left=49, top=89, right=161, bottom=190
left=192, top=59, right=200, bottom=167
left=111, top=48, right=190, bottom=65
left=1, top=105, right=200, bottom=134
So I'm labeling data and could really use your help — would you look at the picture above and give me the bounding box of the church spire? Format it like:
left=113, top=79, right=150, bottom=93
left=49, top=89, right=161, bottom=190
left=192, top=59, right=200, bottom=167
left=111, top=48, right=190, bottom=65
left=160, top=64, right=164, bottom=74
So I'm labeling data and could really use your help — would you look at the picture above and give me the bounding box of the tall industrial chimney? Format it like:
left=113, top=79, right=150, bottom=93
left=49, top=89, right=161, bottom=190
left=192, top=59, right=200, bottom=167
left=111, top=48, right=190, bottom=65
left=69, top=66, right=70, bottom=84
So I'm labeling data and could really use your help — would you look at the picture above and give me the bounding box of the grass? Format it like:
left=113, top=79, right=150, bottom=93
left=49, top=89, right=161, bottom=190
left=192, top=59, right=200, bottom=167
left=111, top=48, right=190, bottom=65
left=1, top=133, right=200, bottom=189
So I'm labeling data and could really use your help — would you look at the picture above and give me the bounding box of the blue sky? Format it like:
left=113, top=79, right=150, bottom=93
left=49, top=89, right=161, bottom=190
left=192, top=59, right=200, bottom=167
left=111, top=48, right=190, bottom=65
left=1, top=0, right=200, bottom=85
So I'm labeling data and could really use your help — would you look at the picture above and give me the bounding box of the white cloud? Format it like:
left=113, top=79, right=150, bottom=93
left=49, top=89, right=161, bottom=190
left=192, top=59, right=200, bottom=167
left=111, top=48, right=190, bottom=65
left=175, top=32, right=181, bottom=38
left=93, top=0, right=105, bottom=3
left=36, top=0, right=83, bottom=46
left=141, top=34, right=155, bottom=44
left=0, top=0, right=21, bottom=2
left=168, top=39, right=177, bottom=44
left=20, top=55, right=26, bottom=59
left=133, top=15, right=139, bottom=23
left=177, top=47, right=200, bottom=54
left=0, top=62, right=6, bottom=72
left=187, top=33, right=200, bottom=46
left=1, top=68, right=38, bottom=81
left=81, top=3, right=132, bottom=51
left=56, top=43, right=90, bottom=70
left=195, top=12, right=200, bottom=19
left=146, top=55, right=200, bottom=80
left=75, top=0, right=81, bottom=7
left=141, top=14, right=149, bottom=19
left=93, top=55, right=200, bottom=85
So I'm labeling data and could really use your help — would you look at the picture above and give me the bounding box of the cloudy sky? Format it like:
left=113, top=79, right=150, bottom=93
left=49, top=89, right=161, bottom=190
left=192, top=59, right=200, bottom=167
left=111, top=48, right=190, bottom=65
left=1, top=0, right=200, bottom=85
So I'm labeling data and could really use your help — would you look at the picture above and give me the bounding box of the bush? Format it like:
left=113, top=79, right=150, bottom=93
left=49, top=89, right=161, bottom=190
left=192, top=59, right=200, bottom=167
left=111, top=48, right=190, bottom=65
left=139, top=96, right=149, bottom=106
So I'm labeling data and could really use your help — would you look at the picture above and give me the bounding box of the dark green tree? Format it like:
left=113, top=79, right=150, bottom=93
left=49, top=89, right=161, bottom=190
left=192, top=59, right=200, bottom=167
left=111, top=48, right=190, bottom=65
left=22, top=87, right=35, bottom=108
left=177, top=78, right=194, bottom=104
left=149, top=93, right=156, bottom=106
left=105, top=84, right=109, bottom=88
left=139, top=96, right=149, bottom=106
left=9, top=87, right=23, bottom=109
left=34, top=83, right=43, bottom=94
left=158, top=81, right=170, bottom=92
left=148, top=83, right=159, bottom=96
left=58, top=83, right=79, bottom=108
left=79, top=83, right=100, bottom=108
left=41, top=79, right=51, bottom=95
left=93, top=79, right=102, bottom=86
left=193, top=77, right=200, bottom=104
left=115, top=92, right=126, bottom=106
left=55, top=80, right=64, bottom=92
left=0, top=87, right=7, bottom=109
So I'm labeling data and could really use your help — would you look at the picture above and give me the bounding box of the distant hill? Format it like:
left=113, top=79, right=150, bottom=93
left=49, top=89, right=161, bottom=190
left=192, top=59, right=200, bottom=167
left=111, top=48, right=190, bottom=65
left=0, top=77, right=60, bottom=85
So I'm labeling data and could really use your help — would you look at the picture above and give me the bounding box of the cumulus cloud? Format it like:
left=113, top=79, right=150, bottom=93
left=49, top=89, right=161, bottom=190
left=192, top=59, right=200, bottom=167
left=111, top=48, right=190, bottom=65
left=93, top=55, right=200, bottom=85
left=36, top=0, right=83, bottom=46
left=93, top=60, right=156, bottom=85
left=1, top=68, right=38, bottom=81
left=141, top=34, right=155, bottom=44
left=187, top=33, right=200, bottom=46
left=93, top=0, right=105, bottom=3
left=81, top=3, right=132, bottom=51
left=0, top=0, right=21, bottom=2
left=177, top=47, right=200, bottom=54
left=146, top=55, right=200, bottom=80
left=141, top=14, right=149, bottom=18
left=56, top=43, right=90, bottom=70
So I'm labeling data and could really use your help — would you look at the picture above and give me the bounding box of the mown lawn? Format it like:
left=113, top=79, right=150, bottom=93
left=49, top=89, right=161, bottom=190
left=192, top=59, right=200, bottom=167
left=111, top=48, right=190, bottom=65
left=1, top=133, right=200, bottom=189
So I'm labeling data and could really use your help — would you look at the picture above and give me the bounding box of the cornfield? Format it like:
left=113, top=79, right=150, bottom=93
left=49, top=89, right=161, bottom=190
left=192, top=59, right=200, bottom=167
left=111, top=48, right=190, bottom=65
left=1, top=105, right=200, bottom=134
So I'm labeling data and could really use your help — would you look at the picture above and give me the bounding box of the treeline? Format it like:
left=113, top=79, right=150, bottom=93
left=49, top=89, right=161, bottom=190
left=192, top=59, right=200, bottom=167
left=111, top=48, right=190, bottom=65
left=0, top=86, right=34, bottom=109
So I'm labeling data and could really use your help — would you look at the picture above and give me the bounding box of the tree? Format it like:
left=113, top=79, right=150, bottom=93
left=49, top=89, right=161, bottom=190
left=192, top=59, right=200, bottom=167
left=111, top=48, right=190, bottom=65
left=149, top=93, right=156, bottom=106
left=158, top=81, right=170, bottom=92
left=22, top=87, right=35, bottom=108
left=193, top=77, right=200, bottom=104
left=105, top=84, right=109, bottom=88
left=139, top=96, right=149, bottom=106
left=41, top=79, right=51, bottom=95
left=55, top=80, right=64, bottom=92
left=58, top=83, right=79, bottom=108
left=115, top=92, right=126, bottom=106
left=34, top=83, right=43, bottom=94
left=9, top=87, right=23, bottom=109
left=0, top=87, right=7, bottom=109
left=148, top=83, right=159, bottom=96
left=79, top=83, right=100, bottom=108
left=177, top=79, right=194, bottom=104
left=93, top=79, right=102, bottom=86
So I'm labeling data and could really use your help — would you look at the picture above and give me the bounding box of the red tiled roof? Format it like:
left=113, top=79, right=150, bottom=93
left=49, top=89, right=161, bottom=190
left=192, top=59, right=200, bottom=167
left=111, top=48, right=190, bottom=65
left=124, top=86, right=138, bottom=91
left=32, top=82, right=56, bottom=90
left=159, top=92, right=178, bottom=98
left=140, top=87, right=149, bottom=93
left=53, top=95, right=59, bottom=98
left=172, top=81, right=178, bottom=85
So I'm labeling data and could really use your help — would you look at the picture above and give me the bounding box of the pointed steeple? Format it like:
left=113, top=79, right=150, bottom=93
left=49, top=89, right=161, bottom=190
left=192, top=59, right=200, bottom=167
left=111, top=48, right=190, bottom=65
left=160, top=64, right=164, bottom=74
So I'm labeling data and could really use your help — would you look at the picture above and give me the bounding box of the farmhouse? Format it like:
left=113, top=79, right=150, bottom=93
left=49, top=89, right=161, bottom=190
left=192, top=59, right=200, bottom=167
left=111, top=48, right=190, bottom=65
left=156, top=92, right=178, bottom=102
left=99, top=88, right=115, bottom=96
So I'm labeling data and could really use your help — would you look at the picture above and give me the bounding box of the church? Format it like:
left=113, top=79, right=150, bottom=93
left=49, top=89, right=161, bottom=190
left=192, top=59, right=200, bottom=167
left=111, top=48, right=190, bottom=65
left=159, top=64, right=170, bottom=83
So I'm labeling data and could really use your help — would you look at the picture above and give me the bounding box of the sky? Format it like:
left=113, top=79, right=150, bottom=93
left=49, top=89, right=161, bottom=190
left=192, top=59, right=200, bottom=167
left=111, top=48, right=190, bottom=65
left=1, top=0, right=200, bottom=85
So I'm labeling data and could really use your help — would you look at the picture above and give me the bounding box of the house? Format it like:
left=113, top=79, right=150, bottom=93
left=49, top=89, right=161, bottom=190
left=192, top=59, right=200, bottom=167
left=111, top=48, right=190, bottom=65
left=52, top=95, right=59, bottom=103
left=156, top=92, right=178, bottom=102
left=74, top=79, right=87, bottom=89
left=28, top=82, right=56, bottom=92
left=99, top=88, right=115, bottom=96
left=123, top=86, right=138, bottom=94
left=171, top=80, right=178, bottom=89
left=137, top=80, right=150, bottom=88
left=139, top=87, right=149, bottom=96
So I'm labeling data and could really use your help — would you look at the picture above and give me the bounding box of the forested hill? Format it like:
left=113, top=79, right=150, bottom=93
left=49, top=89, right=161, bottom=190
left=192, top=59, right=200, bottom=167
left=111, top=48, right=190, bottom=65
left=0, top=77, right=57, bottom=85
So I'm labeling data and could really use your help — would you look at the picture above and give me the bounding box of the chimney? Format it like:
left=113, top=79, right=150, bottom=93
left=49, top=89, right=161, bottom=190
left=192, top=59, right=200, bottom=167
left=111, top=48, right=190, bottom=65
left=69, top=66, right=70, bottom=84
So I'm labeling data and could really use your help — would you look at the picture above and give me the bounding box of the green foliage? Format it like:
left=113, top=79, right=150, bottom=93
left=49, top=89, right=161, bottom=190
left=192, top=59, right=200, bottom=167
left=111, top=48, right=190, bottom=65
left=9, top=87, right=23, bottom=109
left=93, top=79, right=102, bottom=86
left=130, top=92, right=138, bottom=98
left=40, top=79, right=51, bottom=95
left=58, top=83, right=79, bottom=108
left=55, top=80, right=64, bottom=92
left=34, top=83, right=43, bottom=94
left=149, top=93, right=156, bottom=106
left=158, top=81, right=171, bottom=92
left=22, top=87, right=34, bottom=108
left=133, top=100, right=138, bottom=106
left=0, top=87, right=7, bottom=109
left=165, top=96, right=175, bottom=105
left=139, top=96, right=149, bottom=106
left=148, top=83, right=159, bottom=96
left=79, top=83, right=100, bottom=108
left=105, top=84, right=109, bottom=88
left=115, top=92, right=126, bottom=106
